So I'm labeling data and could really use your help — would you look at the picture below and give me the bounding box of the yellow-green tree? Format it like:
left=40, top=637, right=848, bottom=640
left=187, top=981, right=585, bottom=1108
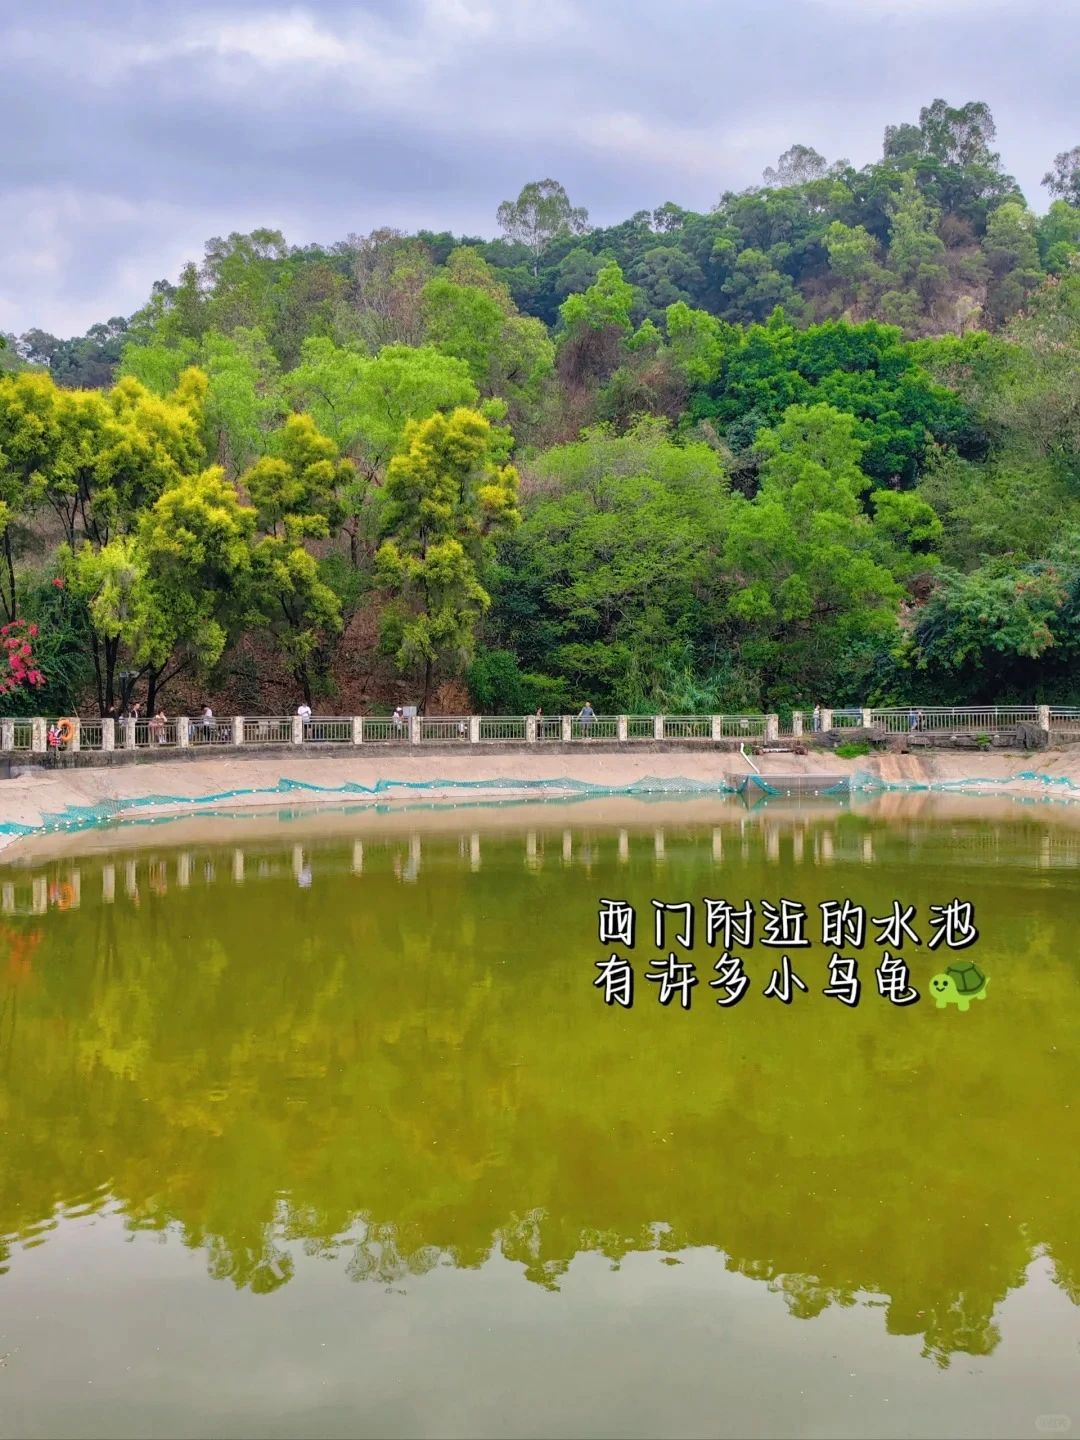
left=375, top=407, right=519, bottom=709
left=64, top=467, right=255, bottom=714
left=47, top=370, right=207, bottom=550
left=0, top=371, right=58, bottom=620
left=243, top=414, right=353, bottom=705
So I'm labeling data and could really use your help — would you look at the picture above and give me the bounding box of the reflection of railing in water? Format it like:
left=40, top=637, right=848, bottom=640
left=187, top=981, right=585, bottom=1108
left=12, top=814, right=1080, bottom=910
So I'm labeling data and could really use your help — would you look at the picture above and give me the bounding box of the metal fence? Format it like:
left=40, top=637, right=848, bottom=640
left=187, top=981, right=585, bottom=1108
left=480, top=716, right=527, bottom=742
left=419, top=716, right=470, bottom=743
left=304, top=717, right=352, bottom=744
left=5, top=705, right=1080, bottom=755
left=243, top=716, right=293, bottom=745
left=10, top=721, right=32, bottom=750
left=133, top=719, right=180, bottom=748
left=361, top=718, right=409, bottom=743
left=830, top=709, right=864, bottom=730
left=870, top=706, right=1041, bottom=735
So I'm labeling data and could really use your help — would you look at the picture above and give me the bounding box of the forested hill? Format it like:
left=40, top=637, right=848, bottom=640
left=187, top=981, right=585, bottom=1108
left=2, top=99, right=1080, bottom=719
left=7, top=100, right=1080, bottom=389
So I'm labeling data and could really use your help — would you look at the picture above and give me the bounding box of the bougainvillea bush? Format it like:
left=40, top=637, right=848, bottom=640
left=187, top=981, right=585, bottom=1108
left=0, top=617, right=47, bottom=712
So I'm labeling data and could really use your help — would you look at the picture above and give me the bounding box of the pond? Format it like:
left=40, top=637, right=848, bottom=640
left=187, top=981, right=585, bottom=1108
left=0, top=797, right=1078, bottom=1439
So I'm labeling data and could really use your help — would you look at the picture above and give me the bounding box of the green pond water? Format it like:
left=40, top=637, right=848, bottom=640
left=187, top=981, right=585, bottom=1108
left=0, top=799, right=1078, bottom=1439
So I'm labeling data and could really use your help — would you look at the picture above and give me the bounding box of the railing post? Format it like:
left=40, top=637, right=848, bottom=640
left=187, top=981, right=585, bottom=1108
left=469, top=716, right=480, bottom=744
left=232, top=716, right=244, bottom=747
left=765, top=713, right=779, bottom=742
left=710, top=715, right=722, bottom=741
left=561, top=714, right=572, bottom=742
left=526, top=716, right=537, bottom=743
left=124, top=717, right=136, bottom=750
left=617, top=715, right=627, bottom=742
left=1, top=719, right=12, bottom=752
left=175, top=718, right=187, bottom=750
left=820, top=708, right=832, bottom=732
left=792, top=711, right=803, bottom=739
left=1038, top=704, right=1051, bottom=731
left=409, top=716, right=421, bottom=745
left=352, top=716, right=363, bottom=746
left=292, top=715, right=303, bottom=745
left=653, top=715, right=664, bottom=740
left=101, top=718, right=116, bottom=752
left=69, top=718, right=81, bottom=752
left=861, top=707, right=873, bottom=728
left=31, top=718, right=46, bottom=753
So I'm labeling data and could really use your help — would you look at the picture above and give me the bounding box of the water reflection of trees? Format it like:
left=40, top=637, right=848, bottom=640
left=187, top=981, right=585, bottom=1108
left=0, top=822, right=1078, bottom=1370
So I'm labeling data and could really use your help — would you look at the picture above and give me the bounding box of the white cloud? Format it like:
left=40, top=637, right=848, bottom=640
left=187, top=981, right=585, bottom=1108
left=189, top=10, right=351, bottom=66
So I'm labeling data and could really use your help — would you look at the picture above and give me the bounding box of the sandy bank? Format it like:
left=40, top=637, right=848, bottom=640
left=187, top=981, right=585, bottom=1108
left=1, top=746, right=1079, bottom=861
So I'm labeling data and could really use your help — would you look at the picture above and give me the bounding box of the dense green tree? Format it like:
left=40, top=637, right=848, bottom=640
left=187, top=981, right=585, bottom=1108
left=421, top=250, right=554, bottom=426
left=983, top=203, right=1042, bottom=326
left=688, top=314, right=978, bottom=485
left=487, top=421, right=733, bottom=710
left=724, top=403, right=940, bottom=701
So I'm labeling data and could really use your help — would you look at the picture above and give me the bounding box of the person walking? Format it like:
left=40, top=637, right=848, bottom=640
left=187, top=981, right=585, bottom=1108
left=908, top=707, right=922, bottom=733
left=811, top=705, right=821, bottom=733
left=297, top=700, right=312, bottom=741
left=578, top=701, right=596, bottom=732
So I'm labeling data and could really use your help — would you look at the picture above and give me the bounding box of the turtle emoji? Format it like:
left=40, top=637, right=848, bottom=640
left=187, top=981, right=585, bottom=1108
left=930, top=961, right=989, bottom=1012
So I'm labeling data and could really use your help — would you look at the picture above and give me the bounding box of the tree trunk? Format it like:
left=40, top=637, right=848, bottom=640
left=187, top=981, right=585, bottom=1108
left=421, top=655, right=433, bottom=714
left=101, top=637, right=119, bottom=717
left=1, top=533, right=16, bottom=623
left=294, top=662, right=313, bottom=707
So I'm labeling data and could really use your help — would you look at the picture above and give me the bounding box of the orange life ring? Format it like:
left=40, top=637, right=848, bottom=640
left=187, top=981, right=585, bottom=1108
left=55, top=883, right=75, bottom=911
left=57, top=718, right=76, bottom=744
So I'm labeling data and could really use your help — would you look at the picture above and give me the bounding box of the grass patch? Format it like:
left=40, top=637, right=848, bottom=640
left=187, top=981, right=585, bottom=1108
left=835, top=741, right=871, bottom=758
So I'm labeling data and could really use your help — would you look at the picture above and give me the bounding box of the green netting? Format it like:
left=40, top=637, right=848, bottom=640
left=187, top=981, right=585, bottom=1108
left=849, top=767, right=1080, bottom=797
left=3, top=765, right=1079, bottom=844
left=0, top=773, right=745, bottom=840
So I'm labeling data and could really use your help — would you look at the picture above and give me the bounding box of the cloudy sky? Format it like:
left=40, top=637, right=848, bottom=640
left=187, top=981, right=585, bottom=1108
left=3, top=0, right=1077, bottom=337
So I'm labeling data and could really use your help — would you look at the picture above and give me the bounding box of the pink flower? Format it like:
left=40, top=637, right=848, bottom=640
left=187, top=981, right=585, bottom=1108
left=52, top=578, right=65, bottom=589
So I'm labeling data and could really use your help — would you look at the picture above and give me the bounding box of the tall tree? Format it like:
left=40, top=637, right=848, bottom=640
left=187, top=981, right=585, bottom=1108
left=375, top=408, right=519, bottom=710
left=243, top=414, right=352, bottom=704
left=287, top=338, right=479, bottom=564
left=1042, top=146, right=1080, bottom=206
left=0, top=372, right=57, bottom=620
left=496, top=180, right=590, bottom=275
left=762, top=145, right=830, bottom=187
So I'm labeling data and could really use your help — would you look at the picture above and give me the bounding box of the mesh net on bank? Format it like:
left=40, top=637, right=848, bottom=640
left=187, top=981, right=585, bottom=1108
left=2, top=765, right=1080, bottom=842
